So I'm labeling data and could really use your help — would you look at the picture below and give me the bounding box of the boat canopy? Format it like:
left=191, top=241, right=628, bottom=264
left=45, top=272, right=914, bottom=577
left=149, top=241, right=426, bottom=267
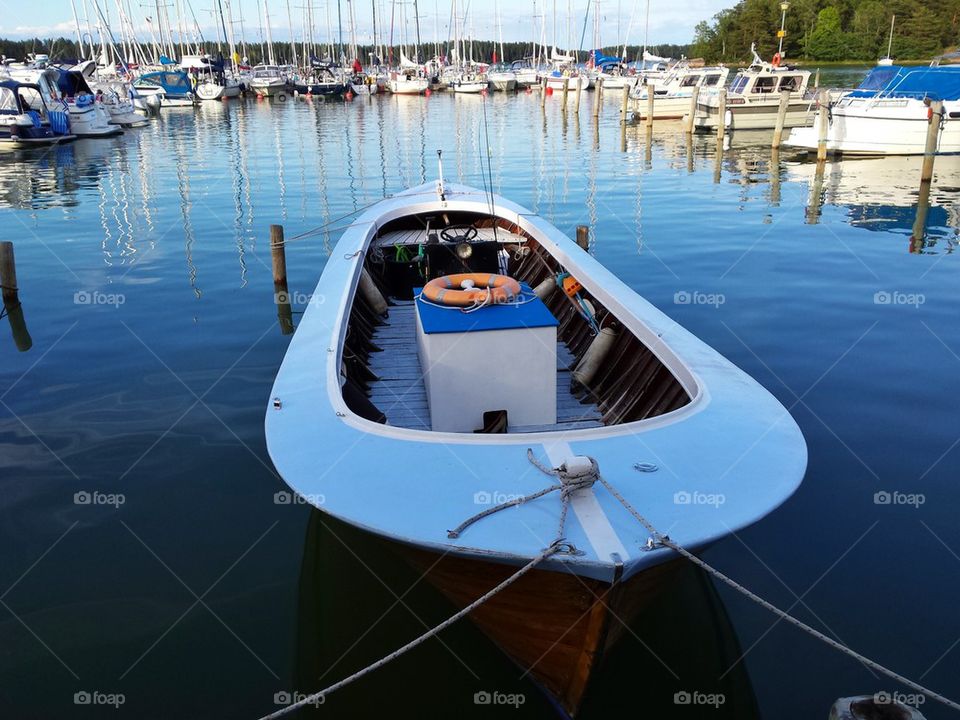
left=849, top=65, right=960, bottom=101
left=135, top=71, right=192, bottom=92
left=55, top=69, right=95, bottom=97
left=591, top=50, right=622, bottom=68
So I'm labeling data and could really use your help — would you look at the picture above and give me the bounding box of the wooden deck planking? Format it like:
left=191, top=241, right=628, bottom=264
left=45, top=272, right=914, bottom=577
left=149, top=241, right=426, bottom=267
left=366, top=303, right=604, bottom=432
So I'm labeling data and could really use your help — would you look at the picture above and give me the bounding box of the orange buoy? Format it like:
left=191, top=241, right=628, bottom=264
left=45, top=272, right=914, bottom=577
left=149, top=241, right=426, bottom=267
left=421, top=273, right=521, bottom=307
left=425, top=88, right=432, bottom=96
left=345, top=90, right=354, bottom=100
left=545, top=86, right=554, bottom=96
left=772, top=52, right=782, bottom=67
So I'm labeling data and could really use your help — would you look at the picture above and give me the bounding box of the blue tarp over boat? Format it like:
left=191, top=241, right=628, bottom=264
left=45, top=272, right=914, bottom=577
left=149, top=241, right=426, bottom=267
left=849, top=65, right=960, bottom=101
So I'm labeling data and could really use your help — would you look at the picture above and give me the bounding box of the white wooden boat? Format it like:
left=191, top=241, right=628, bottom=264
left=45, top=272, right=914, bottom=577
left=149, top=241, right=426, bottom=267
left=695, top=46, right=813, bottom=131
left=631, top=64, right=729, bottom=120
left=486, top=69, right=517, bottom=91
left=250, top=65, right=288, bottom=97
left=266, top=179, right=807, bottom=714
left=545, top=71, right=591, bottom=91
left=388, top=71, right=429, bottom=95
left=451, top=76, right=488, bottom=94
left=786, top=65, right=960, bottom=155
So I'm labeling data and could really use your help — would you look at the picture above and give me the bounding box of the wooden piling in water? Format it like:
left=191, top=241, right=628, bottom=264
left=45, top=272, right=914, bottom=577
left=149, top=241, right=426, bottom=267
left=816, top=89, right=830, bottom=161
left=562, top=79, right=569, bottom=108
left=920, top=100, right=944, bottom=184
left=772, top=90, right=790, bottom=149
left=814, top=68, right=820, bottom=89
left=593, top=78, right=603, bottom=118
left=620, top=85, right=629, bottom=123
left=716, top=88, right=727, bottom=141
left=573, top=76, right=582, bottom=113
left=270, top=225, right=294, bottom=335
left=576, top=225, right=589, bottom=252
left=685, top=85, right=700, bottom=134
left=0, top=241, right=19, bottom=307
left=646, top=87, right=654, bottom=128
left=540, top=76, right=547, bottom=108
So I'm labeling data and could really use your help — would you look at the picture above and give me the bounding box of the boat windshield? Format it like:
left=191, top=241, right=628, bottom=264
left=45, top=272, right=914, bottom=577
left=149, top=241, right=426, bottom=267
left=0, top=87, right=19, bottom=113
left=729, top=73, right=749, bottom=94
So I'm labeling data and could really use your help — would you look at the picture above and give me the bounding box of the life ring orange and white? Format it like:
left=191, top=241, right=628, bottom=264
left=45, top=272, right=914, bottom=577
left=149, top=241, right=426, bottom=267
left=772, top=52, right=782, bottom=67
left=422, top=273, right=521, bottom=307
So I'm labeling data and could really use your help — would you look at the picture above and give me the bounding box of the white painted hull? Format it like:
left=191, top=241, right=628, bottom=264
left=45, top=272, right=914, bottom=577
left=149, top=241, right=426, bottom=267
left=785, top=98, right=960, bottom=155
left=196, top=81, right=241, bottom=100
left=351, top=83, right=378, bottom=95
left=487, top=73, right=517, bottom=92
left=695, top=96, right=813, bottom=130
left=598, top=75, right=637, bottom=90
left=545, top=75, right=590, bottom=91
left=452, top=81, right=487, bottom=94
left=252, top=80, right=286, bottom=97
left=389, top=78, right=429, bottom=94
left=633, top=94, right=699, bottom=120
left=514, top=69, right=539, bottom=87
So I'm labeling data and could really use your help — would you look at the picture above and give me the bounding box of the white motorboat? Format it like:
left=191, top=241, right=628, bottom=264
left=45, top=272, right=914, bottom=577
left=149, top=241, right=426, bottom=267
left=486, top=67, right=517, bottom=92
left=694, top=45, right=812, bottom=131
left=631, top=64, right=729, bottom=120
left=266, top=177, right=806, bottom=716
left=388, top=70, right=429, bottom=95
left=785, top=64, right=960, bottom=155
left=7, top=65, right=120, bottom=138
left=250, top=65, right=288, bottom=98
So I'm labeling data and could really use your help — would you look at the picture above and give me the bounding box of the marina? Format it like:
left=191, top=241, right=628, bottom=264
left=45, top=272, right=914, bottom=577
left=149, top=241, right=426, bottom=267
left=1, top=13, right=960, bottom=715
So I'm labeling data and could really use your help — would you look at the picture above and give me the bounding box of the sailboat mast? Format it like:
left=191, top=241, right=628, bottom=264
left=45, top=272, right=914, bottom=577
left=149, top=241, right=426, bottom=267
left=886, top=14, right=896, bottom=59
left=70, top=0, right=86, bottom=58
left=412, top=0, right=422, bottom=61
left=642, top=0, right=649, bottom=57
left=286, top=0, right=298, bottom=65
left=264, top=0, right=276, bottom=65
left=336, top=0, right=343, bottom=63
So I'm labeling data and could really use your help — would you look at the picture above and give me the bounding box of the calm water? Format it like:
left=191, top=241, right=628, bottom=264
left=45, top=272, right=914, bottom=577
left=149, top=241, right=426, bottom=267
left=3, top=68, right=960, bottom=718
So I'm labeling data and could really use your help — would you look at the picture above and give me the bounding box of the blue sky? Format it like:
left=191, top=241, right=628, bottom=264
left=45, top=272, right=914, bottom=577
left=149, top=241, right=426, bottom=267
left=0, top=0, right=727, bottom=47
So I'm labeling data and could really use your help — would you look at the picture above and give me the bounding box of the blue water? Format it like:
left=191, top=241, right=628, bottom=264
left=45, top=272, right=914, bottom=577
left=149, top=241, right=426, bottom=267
left=2, top=73, right=960, bottom=718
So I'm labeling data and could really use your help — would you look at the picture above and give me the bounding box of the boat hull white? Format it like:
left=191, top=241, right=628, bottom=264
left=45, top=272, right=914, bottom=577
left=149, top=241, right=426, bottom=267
left=695, top=97, right=813, bottom=130
left=785, top=98, right=960, bottom=155
left=389, top=78, right=429, bottom=94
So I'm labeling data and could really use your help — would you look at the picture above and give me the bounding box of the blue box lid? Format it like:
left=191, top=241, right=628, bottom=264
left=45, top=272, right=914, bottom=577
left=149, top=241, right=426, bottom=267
left=415, top=283, right=559, bottom=334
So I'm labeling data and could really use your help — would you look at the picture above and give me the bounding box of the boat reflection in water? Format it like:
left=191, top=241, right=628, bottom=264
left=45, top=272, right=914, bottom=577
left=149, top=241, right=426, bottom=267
left=786, top=155, right=960, bottom=252
left=287, top=511, right=760, bottom=718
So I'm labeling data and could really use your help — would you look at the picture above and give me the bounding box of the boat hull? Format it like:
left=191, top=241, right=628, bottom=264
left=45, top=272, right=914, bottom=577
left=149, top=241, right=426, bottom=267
left=696, top=97, right=813, bottom=130
left=785, top=98, right=960, bottom=155
left=633, top=94, right=699, bottom=120
left=389, top=78, right=429, bottom=94
left=452, top=81, right=487, bottom=94
left=401, top=545, right=684, bottom=715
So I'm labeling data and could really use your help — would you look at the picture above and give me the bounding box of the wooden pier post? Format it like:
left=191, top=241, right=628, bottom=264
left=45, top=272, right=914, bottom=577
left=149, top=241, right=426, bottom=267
left=814, top=68, right=820, bottom=89
left=806, top=160, right=826, bottom=224
left=0, top=241, right=19, bottom=307
left=920, top=100, right=944, bottom=184
left=816, top=89, right=830, bottom=161
left=685, top=85, right=700, bottom=134
left=593, top=78, right=603, bottom=118
left=646, top=86, right=655, bottom=128
left=772, top=90, right=790, bottom=149
left=540, top=76, right=547, bottom=108
left=716, top=88, right=727, bottom=142
left=620, top=84, right=629, bottom=124
left=770, top=148, right=781, bottom=205
left=562, top=78, right=569, bottom=108
left=573, top=76, right=582, bottom=113
left=576, top=225, right=589, bottom=252
left=270, top=224, right=294, bottom=335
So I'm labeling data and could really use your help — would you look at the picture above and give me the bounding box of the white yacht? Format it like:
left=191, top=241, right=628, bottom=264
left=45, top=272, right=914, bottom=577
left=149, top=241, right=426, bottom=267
left=631, top=64, right=729, bottom=120
left=249, top=65, right=288, bottom=98
left=694, top=46, right=812, bottom=131
left=786, top=64, right=960, bottom=155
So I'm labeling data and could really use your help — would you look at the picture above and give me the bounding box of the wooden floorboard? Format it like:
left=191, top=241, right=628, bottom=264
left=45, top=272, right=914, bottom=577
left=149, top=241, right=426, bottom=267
left=365, top=303, right=604, bottom=432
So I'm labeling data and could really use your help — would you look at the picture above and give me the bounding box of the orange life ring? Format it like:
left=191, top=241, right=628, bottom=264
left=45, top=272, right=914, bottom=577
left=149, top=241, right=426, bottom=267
left=772, top=52, right=782, bottom=67
left=421, top=273, right=521, bottom=307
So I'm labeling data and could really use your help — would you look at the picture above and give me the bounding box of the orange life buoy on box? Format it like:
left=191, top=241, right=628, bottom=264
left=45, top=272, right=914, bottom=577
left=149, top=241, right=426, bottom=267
left=421, top=273, right=521, bottom=307
left=772, top=52, right=782, bottom=67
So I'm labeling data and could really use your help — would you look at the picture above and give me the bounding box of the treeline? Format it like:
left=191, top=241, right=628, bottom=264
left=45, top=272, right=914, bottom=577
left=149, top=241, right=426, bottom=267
left=691, top=0, right=960, bottom=62
left=1, top=36, right=691, bottom=66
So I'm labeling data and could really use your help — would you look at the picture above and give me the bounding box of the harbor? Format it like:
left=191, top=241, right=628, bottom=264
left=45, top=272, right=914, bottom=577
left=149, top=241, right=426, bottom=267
left=2, top=6, right=960, bottom=716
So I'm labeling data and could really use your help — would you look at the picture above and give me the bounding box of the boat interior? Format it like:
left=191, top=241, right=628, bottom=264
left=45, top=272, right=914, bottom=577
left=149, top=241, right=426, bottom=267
left=341, top=211, right=691, bottom=434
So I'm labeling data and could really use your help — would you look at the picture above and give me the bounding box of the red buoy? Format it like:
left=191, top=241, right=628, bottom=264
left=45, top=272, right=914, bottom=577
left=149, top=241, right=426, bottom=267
left=481, top=88, right=488, bottom=96
left=424, top=88, right=432, bottom=97
left=545, top=86, right=554, bottom=96
left=345, top=91, right=354, bottom=101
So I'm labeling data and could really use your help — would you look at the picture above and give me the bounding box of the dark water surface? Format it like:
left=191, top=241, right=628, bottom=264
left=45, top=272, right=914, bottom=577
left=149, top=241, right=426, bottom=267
left=2, top=68, right=960, bottom=718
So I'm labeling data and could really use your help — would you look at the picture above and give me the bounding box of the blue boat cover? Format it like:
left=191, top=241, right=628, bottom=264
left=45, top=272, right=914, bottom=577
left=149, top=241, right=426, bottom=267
left=415, top=284, right=558, bottom=334
left=590, top=50, right=623, bottom=68
left=849, top=65, right=960, bottom=101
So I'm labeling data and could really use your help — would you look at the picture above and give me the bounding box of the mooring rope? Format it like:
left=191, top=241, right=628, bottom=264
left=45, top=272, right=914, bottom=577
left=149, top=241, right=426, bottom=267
left=590, top=472, right=960, bottom=714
